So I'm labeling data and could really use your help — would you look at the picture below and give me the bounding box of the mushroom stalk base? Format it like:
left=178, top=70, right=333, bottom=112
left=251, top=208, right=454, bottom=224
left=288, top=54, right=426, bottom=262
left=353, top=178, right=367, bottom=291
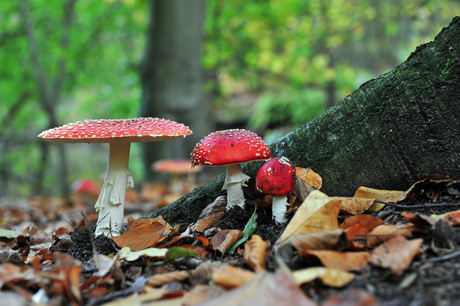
left=223, top=164, right=250, bottom=210
left=272, top=196, right=288, bottom=224
left=95, top=142, right=134, bottom=237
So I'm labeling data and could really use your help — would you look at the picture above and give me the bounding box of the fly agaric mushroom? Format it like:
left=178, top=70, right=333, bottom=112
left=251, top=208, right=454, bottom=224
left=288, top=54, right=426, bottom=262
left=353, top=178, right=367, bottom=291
left=38, top=118, right=192, bottom=237
left=191, top=129, right=271, bottom=210
left=152, top=159, right=202, bottom=193
left=256, top=156, right=296, bottom=224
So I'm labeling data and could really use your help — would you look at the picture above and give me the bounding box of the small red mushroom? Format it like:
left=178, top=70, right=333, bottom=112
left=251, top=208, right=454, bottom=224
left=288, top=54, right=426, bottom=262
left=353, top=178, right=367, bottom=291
left=190, top=129, right=271, bottom=210
left=39, top=117, right=192, bottom=237
left=256, top=156, right=296, bottom=223
left=152, top=159, right=201, bottom=193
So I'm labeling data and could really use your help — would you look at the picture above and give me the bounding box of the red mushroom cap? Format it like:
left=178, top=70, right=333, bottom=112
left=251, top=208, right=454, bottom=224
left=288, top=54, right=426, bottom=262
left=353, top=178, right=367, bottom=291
left=190, top=129, right=271, bottom=167
left=152, top=159, right=201, bottom=174
left=71, top=178, right=101, bottom=197
left=38, top=117, right=192, bottom=143
left=256, top=157, right=296, bottom=196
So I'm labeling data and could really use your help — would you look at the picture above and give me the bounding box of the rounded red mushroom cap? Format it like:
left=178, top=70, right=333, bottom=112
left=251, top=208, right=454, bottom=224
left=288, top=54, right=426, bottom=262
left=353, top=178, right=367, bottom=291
left=256, top=157, right=296, bottom=196
left=38, top=117, right=192, bottom=143
left=190, top=129, right=271, bottom=167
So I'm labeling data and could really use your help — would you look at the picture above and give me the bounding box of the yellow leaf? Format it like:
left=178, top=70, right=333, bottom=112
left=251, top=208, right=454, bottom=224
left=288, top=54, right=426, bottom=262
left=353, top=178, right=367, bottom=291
left=280, top=191, right=341, bottom=241
left=302, top=250, right=369, bottom=271
left=353, top=187, right=405, bottom=211
left=293, top=267, right=355, bottom=287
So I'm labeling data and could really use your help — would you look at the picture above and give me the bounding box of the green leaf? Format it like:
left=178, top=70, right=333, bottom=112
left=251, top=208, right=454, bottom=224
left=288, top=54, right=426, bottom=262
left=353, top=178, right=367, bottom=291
left=164, top=247, right=197, bottom=262
left=226, top=206, right=258, bottom=254
left=0, top=228, right=19, bottom=239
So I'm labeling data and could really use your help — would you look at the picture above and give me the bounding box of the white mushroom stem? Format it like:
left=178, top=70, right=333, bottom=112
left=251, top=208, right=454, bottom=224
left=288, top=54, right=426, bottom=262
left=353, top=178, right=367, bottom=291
left=95, top=142, right=134, bottom=237
left=272, top=196, right=288, bottom=224
left=222, top=163, right=250, bottom=210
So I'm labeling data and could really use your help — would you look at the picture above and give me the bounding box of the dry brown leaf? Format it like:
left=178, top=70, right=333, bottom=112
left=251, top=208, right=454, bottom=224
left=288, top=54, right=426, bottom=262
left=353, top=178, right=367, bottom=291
left=353, top=187, right=406, bottom=211
left=280, top=191, right=341, bottom=242
left=340, top=215, right=386, bottom=231
left=146, top=271, right=190, bottom=287
left=337, top=197, right=376, bottom=215
left=296, top=167, right=322, bottom=190
left=212, top=264, right=255, bottom=289
left=302, top=250, right=369, bottom=271
left=401, top=212, right=438, bottom=227
left=204, top=261, right=317, bottom=306
left=209, top=229, right=243, bottom=254
left=112, top=216, right=173, bottom=251
left=368, top=236, right=423, bottom=275
left=366, top=224, right=418, bottom=248
left=194, top=214, right=223, bottom=233
left=244, top=235, right=267, bottom=272
left=182, top=284, right=226, bottom=306
left=293, top=267, right=355, bottom=287
left=322, top=288, right=378, bottom=306
left=286, top=230, right=346, bottom=251
left=293, top=177, right=317, bottom=203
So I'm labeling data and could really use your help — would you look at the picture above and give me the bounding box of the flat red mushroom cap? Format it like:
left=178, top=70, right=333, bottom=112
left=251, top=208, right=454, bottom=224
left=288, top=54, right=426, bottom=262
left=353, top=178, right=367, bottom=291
left=152, top=159, right=201, bottom=174
left=190, top=129, right=271, bottom=167
left=38, top=117, right=192, bottom=143
left=256, top=157, right=296, bottom=196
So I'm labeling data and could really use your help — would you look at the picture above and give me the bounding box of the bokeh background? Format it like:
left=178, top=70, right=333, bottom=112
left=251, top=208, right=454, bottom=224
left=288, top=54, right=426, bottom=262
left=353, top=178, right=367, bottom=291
left=1, top=0, right=459, bottom=198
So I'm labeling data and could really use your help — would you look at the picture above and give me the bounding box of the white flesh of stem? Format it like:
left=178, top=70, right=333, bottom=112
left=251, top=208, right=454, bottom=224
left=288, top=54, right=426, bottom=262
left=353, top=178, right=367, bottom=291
left=272, top=196, right=288, bottom=224
left=223, top=163, right=250, bottom=210
left=94, top=142, right=134, bottom=237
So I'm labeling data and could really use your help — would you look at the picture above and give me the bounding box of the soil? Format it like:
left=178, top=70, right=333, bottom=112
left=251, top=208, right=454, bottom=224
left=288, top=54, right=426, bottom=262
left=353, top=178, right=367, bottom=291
left=66, top=178, right=460, bottom=305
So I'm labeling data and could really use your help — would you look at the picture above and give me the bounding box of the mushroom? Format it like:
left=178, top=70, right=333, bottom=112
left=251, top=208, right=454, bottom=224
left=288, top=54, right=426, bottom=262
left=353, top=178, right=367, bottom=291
left=191, top=129, right=271, bottom=210
left=256, top=156, right=296, bottom=224
left=152, top=159, right=202, bottom=193
left=38, top=117, right=192, bottom=237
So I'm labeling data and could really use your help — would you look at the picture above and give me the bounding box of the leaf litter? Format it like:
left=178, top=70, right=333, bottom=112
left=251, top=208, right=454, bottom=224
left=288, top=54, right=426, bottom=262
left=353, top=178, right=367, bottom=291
left=0, top=174, right=460, bottom=304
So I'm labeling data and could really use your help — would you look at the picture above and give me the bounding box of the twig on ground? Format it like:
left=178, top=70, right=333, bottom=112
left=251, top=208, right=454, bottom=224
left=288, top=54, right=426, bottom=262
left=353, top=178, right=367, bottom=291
left=376, top=200, right=460, bottom=209
left=422, top=249, right=460, bottom=263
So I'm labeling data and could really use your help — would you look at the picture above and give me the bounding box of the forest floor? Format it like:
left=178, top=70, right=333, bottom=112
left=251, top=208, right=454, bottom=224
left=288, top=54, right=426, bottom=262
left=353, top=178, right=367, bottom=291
left=1, top=173, right=460, bottom=306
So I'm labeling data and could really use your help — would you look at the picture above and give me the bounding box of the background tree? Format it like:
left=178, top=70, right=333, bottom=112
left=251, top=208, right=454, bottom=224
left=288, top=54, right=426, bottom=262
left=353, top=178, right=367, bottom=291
left=140, top=0, right=212, bottom=182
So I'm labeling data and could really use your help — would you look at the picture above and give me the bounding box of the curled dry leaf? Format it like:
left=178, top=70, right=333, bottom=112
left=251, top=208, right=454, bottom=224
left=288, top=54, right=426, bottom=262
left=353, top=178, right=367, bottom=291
left=112, top=216, right=173, bottom=251
left=210, top=229, right=243, bottom=255
left=339, top=215, right=386, bottom=231
left=286, top=229, right=347, bottom=252
left=366, top=224, right=418, bottom=248
left=293, top=267, right=355, bottom=287
left=146, top=271, right=190, bottom=287
left=302, top=250, right=369, bottom=271
left=212, top=264, right=255, bottom=289
left=244, top=235, right=267, bottom=272
left=337, top=197, right=376, bottom=215
left=369, top=236, right=423, bottom=275
left=296, top=167, right=322, bottom=190
left=353, top=186, right=406, bottom=211
left=192, top=196, right=227, bottom=233
left=280, top=191, right=341, bottom=242
left=183, top=284, right=226, bottom=306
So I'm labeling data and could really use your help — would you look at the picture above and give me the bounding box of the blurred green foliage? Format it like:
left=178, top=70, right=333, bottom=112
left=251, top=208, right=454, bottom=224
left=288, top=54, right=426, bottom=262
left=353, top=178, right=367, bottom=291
left=1, top=0, right=459, bottom=197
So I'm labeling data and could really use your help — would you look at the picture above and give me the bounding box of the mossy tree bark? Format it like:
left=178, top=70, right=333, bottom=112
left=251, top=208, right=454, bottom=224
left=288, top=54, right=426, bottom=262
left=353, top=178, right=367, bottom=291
left=146, top=17, right=460, bottom=225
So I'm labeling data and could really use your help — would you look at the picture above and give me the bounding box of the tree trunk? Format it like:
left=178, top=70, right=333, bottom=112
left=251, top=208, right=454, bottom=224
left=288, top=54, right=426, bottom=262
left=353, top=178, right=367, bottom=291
left=145, top=17, right=460, bottom=225
left=140, top=0, right=211, bottom=182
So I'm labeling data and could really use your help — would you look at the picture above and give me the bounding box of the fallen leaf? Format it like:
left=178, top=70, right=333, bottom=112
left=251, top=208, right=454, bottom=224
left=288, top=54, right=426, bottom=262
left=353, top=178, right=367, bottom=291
left=293, top=177, right=317, bottom=203
left=302, top=250, right=369, bottom=271
left=353, top=187, right=406, bottom=211
left=286, top=230, right=347, bottom=251
left=366, top=224, right=418, bottom=248
left=112, top=216, right=173, bottom=251
left=244, top=235, right=267, bottom=272
left=210, top=230, right=243, bottom=255
left=293, top=267, right=355, bottom=287
left=401, top=212, right=437, bottom=227
left=204, top=261, right=317, bottom=306
left=212, top=264, right=255, bottom=289
left=339, top=215, right=386, bottom=231
left=322, top=288, right=378, bottom=306
left=296, top=167, right=322, bottom=190
left=280, top=191, right=341, bottom=242
left=165, top=247, right=197, bottom=261
left=182, top=284, right=226, bottom=306
left=337, top=197, right=376, bottom=215
left=118, top=247, right=168, bottom=261
left=368, top=236, right=423, bottom=275
left=146, top=271, right=190, bottom=287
